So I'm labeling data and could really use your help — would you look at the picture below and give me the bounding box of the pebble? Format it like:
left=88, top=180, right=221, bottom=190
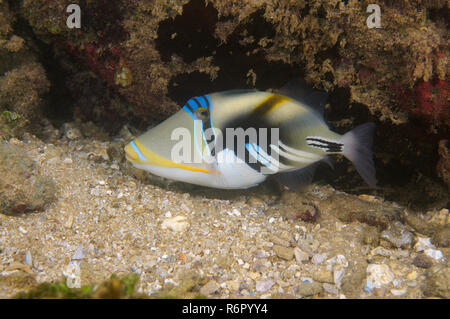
left=311, top=254, right=326, bottom=265
left=323, top=283, right=339, bottom=295
left=62, top=262, right=81, bottom=288
left=412, top=254, right=433, bottom=268
left=312, top=268, right=334, bottom=283
left=406, top=271, right=418, bottom=281
left=161, top=216, right=190, bottom=232
left=231, top=208, right=241, bottom=217
left=333, top=267, right=346, bottom=288
left=380, top=221, right=413, bottom=248
left=358, top=194, right=382, bottom=203
left=273, top=245, right=294, bottom=261
left=294, top=247, right=309, bottom=264
left=255, top=250, right=269, bottom=258
left=64, top=214, right=74, bottom=228
left=365, top=264, right=394, bottom=289
left=252, top=261, right=266, bottom=273
left=271, top=235, right=290, bottom=248
left=239, top=282, right=248, bottom=291
left=363, top=227, right=380, bottom=246
left=424, top=248, right=443, bottom=261
left=256, top=280, right=275, bottom=293
left=24, top=251, right=32, bottom=267
left=72, top=245, right=87, bottom=260
left=428, top=208, right=449, bottom=225
left=226, top=280, right=240, bottom=292
left=414, top=236, right=434, bottom=252
left=200, top=280, right=220, bottom=296
left=414, top=236, right=444, bottom=260
left=390, top=288, right=407, bottom=296
left=327, top=255, right=348, bottom=268
left=370, top=246, right=392, bottom=257
left=297, top=282, right=323, bottom=297
left=246, top=272, right=261, bottom=281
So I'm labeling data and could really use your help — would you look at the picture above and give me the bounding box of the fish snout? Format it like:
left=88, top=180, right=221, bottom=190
left=124, top=140, right=147, bottom=163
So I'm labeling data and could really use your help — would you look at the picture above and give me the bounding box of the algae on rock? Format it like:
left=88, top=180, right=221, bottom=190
left=0, top=142, right=56, bottom=215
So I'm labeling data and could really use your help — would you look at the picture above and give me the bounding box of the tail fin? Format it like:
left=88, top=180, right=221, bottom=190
left=342, top=123, right=377, bottom=187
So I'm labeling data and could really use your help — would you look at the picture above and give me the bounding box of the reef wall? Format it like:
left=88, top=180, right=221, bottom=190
left=0, top=0, right=448, bottom=191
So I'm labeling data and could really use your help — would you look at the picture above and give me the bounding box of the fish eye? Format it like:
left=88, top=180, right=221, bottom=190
left=195, top=107, right=209, bottom=120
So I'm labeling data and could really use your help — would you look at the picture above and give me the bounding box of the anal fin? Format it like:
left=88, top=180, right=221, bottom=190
left=274, top=162, right=320, bottom=190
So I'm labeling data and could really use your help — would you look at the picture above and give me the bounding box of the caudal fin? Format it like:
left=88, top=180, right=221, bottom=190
left=342, top=123, right=377, bottom=187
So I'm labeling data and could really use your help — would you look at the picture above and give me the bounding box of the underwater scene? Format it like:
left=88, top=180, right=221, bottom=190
left=0, top=0, right=448, bottom=300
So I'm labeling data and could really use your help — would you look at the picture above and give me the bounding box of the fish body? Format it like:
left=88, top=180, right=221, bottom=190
left=125, top=82, right=376, bottom=189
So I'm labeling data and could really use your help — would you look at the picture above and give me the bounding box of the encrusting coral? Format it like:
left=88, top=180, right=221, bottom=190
left=15, top=0, right=448, bottom=124
left=0, top=0, right=51, bottom=138
left=1, top=0, right=448, bottom=185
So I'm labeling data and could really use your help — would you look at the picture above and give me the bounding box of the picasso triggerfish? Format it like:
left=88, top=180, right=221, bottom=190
left=125, top=79, right=376, bottom=189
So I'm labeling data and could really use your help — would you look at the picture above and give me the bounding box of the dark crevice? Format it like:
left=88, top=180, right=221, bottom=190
left=7, top=8, right=76, bottom=124
left=163, top=2, right=299, bottom=105
left=78, top=0, right=128, bottom=45
left=156, top=0, right=219, bottom=63
left=427, top=6, right=448, bottom=29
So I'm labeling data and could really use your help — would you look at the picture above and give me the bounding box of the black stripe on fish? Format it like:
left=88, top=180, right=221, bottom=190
left=184, top=102, right=194, bottom=113
left=245, top=145, right=265, bottom=173
left=191, top=97, right=202, bottom=110
left=198, top=95, right=216, bottom=156
left=202, top=115, right=215, bottom=156
left=225, top=128, right=277, bottom=174
left=305, top=137, right=343, bottom=153
left=201, top=95, right=210, bottom=111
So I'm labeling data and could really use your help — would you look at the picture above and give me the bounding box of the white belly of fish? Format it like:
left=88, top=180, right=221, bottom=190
left=132, top=149, right=266, bottom=189
left=214, top=149, right=267, bottom=189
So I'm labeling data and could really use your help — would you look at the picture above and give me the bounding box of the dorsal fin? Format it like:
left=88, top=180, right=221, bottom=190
left=217, top=89, right=258, bottom=97
left=277, top=78, right=328, bottom=116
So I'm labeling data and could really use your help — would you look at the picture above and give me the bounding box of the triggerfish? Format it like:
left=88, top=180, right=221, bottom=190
left=124, top=79, right=376, bottom=189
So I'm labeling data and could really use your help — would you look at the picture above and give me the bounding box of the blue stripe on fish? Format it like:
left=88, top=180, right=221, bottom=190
left=130, top=140, right=147, bottom=162
left=193, top=96, right=208, bottom=109
left=184, top=94, right=216, bottom=160
left=183, top=105, right=194, bottom=119
left=204, top=95, right=212, bottom=109
left=187, top=99, right=199, bottom=111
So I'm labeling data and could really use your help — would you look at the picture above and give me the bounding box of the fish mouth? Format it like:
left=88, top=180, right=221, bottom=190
left=124, top=141, right=144, bottom=163
left=124, top=139, right=212, bottom=174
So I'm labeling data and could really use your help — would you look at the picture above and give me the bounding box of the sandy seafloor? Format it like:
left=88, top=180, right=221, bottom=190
left=0, top=122, right=448, bottom=299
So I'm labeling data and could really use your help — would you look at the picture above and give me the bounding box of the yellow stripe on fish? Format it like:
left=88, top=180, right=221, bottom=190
left=125, top=139, right=211, bottom=174
left=252, top=94, right=289, bottom=116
